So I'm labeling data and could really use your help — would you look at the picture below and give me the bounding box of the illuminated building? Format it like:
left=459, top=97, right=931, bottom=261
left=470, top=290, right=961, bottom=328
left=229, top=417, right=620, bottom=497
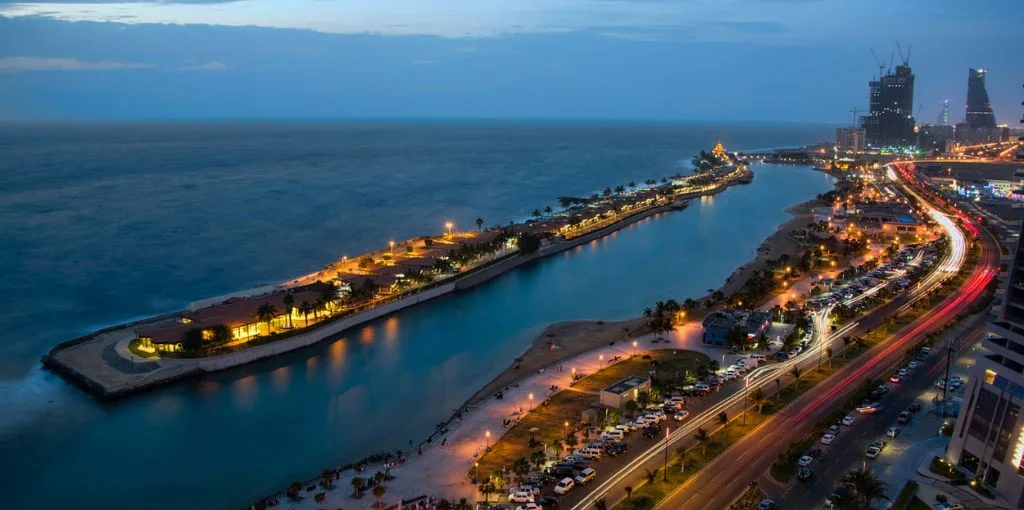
left=860, top=63, right=916, bottom=149
left=835, top=127, right=866, bottom=154
left=949, top=222, right=1024, bottom=503
left=966, top=68, right=997, bottom=130
left=712, top=141, right=727, bottom=159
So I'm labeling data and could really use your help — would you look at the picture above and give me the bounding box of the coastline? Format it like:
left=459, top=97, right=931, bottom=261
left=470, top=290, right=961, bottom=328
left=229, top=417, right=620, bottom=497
left=41, top=189, right=700, bottom=401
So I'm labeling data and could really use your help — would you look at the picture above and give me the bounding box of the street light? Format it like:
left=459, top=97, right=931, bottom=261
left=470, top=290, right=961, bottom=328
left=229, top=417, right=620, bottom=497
left=528, top=393, right=534, bottom=410
left=663, top=426, right=670, bottom=481
left=485, top=430, right=491, bottom=450
left=599, top=354, right=604, bottom=364
left=445, top=221, right=454, bottom=236
left=633, top=340, right=638, bottom=355
left=389, top=240, right=395, bottom=255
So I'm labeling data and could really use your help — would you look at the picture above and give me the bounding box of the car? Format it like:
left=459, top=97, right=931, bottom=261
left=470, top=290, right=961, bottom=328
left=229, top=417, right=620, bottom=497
left=935, top=503, right=964, bottom=510
left=908, top=402, right=922, bottom=413
left=857, top=402, right=883, bottom=414
left=605, top=442, right=627, bottom=457
left=820, top=433, right=836, bottom=445
left=935, top=378, right=948, bottom=389
left=642, top=426, right=659, bottom=439
left=516, top=504, right=540, bottom=510
left=908, top=361, right=919, bottom=369
left=510, top=492, right=535, bottom=503
left=897, top=411, right=913, bottom=424
left=865, top=445, right=882, bottom=459
left=538, top=496, right=559, bottom=509
left=674, top=410, right=690, bottom=422
left=889, top=374, right=903, bottom=384
left=797, top=467, right=814, bottom=482
left=694, top=383, right=710, bottom=392
left=757, top=498, right=776, bottom=510
left=788, top=347, right=801, bottom=357
left=776, top=351, right=789, bottom=361
left=797, top=455, right=814, bottom=467
left=546, top=465, right=574, bottom=478
left=573, top=467, right=596, bottom=486
left=828, top=424, right=841, bottom=435
left=841, top=415, right=856, bottom=426
left=553, top=478, right=574, bottom=495
left=898, top=368, right=909, bottom=377
left=887, top=426, right=901, bottom=438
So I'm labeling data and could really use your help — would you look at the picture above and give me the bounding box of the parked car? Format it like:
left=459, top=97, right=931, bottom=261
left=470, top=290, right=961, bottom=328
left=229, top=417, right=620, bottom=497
left=674, top=410, right=690, bottom=422
left=797, top=467, right=814, bottom=482
left=516, top=504, right=540, bottom=510
left=841, top=415, right=856, bottom=426
left=573, top=467, right=596, bottom=486
left=757, top=498, right=776, bottom=510
left=820, top=433, right=836, bottom=445
left=907, top=361, right=919, bottom=369
left=886, top=426, right=901, bottom=438
left=889, top=374, right=903, bottom=384
left=605, top=442, right=627, bottom=457
left=828, top=424, right=841, bottom=435
left=908, top=402, right=923, bottom=413
left=797, top=455, right=814, bottom=467
left=510, top=492, right=535, bottom=504
left=553, top=478, right=574, bottom=495
left=896, top=411, right=912, bottom=424
left=538, top=496, right=558, bottom=509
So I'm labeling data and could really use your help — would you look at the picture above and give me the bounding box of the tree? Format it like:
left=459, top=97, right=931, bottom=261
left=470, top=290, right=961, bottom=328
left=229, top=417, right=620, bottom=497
left=298, top=301, right=313, bottom=327
left=181, top=327, right=204, bottom=352
left=478, top=481, right=494, bottom=503
left=531, top=208, right=542, bottom=218
left=314, top=492, right=326, bottom=510
left=749, top=387, right=768, bottom=414
left=455, top=498, right=472, bottom=510
left=678, top=449, right=694, bottom=473
left=256, top=303, right=277, bottom=336
left=594, top=498, right=608, bottom=510
left=287, top=481, right=302, bottom=501
left=637, top=391, right=651, bottom=410
left=282, top=292, right=294, bottom=329
left=693, top=427, right=710, bottom=456
left=320, top=469, right=334, bottom=489
left=789, top=365, right=802, bottom=389
left=350, top=476, right=365, bottom=497
left=372, top=483, right=386, bottom=509
left=210, top=324, right=230, bottom=344
left=717, top=411, right=728, bottom=428
left=603, top=187, right=612, bottom=197
left=624, top=399, right=639, bottom=417
left=645, top=468, right=658, bottom=484
left=842, top=336, right=852, bottom=358
left=825, top=347, right=834, bottom=367
left=774, top=378, right=782, bottom=401
left=624, top=486, right=633, bottom=501
left=530, top=450, right=546, bottom=470
left=476, top=217, right=484, bottom=231
left=518, top=233, right=541, bottom=254
left=845, top=467, right=889, bottom=508
left=544, top=206, right=553, bottom=215
left=512, top=457, right=531, bottom=480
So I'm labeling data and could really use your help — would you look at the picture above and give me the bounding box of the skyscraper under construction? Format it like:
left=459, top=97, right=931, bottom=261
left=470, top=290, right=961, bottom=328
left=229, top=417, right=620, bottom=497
left=861, top=63, right=916, bottom=148
left=966, top=68, right=997, bottom=129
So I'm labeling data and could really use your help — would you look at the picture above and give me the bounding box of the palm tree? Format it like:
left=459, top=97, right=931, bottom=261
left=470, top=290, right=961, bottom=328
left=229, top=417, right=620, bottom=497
left=645, top=468, right=658, bottom=484
left=456, top=498, right=472, bottom=510
left=789, top=365, right=802, bottom=389
left=594, top=498, right=608, bottom=510
left=283, top=293, right=294, bottom=329
left=287, top=481, right=302, bottom=501
left=350, top=476, right=365, bottom=497
left=478, top=481, right=494, bottom=503
left=544, top=206, right=553, bottom=215
left=774, top=377, right=782, bottom=402
left=717, top=411, right=728, bottom=429
left=693, top=427, right=710, bottom=456
left=825, top=347, right=834, bottom=367
left=624, top=486, right=633, bottom=501
left=476, top=217, right=484, bottom=231
left=678, top=449, right=694, bottom=473
left=299, top=301, right=313, bottom=327
left=320, top=469, right=334, bottom=489
left=531, top=208, right=541, bottom=218
left=372, top=483, right=386, bottom=509
left=256, top=303, right=277, bottom=336
left=845, top=467, right=889, bottom=508
left=842, top=336, right=852, bottom=358
left=314, top=492, right=326, bottom=510
left=749, top=387, right=769, bottom=414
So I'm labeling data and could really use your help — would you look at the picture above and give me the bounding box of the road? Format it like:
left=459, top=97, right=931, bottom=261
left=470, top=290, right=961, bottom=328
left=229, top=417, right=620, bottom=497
left=651, top=168, right=998, bottom=510
left=777, top=320, right=987, bottom=509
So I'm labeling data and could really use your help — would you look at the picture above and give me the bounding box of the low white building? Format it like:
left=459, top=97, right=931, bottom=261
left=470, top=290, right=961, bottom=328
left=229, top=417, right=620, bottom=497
left=599, top=376, right=651, bottom=409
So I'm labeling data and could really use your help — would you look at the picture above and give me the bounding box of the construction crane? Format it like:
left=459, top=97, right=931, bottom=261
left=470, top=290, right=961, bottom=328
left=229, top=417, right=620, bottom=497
left=849, top=108, right=862, bottom=127
left=870, top=48, right=885, bottom=78
left=914, top=102, right=923, bottom=121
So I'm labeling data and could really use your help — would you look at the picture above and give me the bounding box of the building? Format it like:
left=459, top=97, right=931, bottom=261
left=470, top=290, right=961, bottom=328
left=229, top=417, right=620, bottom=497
left=861, top=63, right=916, bottom=149
left=599, top=376, right=651, bottom=409
left=917, top=124, right=954, bottom=151
left=947, top=222, right=1024, bottom=504
left=849, top=203, right=923, bottom=236
left=701, top=309, right=771, bottom=346
left=137, top=282, right=335, bottom=352
left=967, top=68, right=997, bottom=130
left=835, top=127, right=866, bottom=154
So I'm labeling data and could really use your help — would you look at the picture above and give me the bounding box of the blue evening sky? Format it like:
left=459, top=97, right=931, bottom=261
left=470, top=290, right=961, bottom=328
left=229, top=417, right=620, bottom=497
left=0, top=0, right=1020, bottom=122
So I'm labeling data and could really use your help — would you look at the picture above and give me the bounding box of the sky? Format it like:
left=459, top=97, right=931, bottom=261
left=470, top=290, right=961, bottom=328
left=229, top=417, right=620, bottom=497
left=0, top=0, right=1021, bottom=122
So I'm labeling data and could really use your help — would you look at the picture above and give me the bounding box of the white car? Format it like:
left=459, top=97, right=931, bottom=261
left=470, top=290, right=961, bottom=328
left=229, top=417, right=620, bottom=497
left=898, top=368, right=909, bottom=377
left=886, top=426, right=901, bottom=438
left=820, top=433, right=836, bottom=445
left=554, top=478, right=575, bottom=495
left=516, top=504, right=540, bottom=510
left=907, top=361, right=919, bottom=369
left=841, top=415, right=856, bottom=426
left=510, top=491, right=535, bottom=503
left=574, top=467, right=596, bottom=485
left=865, top=445, right=882, bottom=459
left=797, top=455, right=813, bottom=467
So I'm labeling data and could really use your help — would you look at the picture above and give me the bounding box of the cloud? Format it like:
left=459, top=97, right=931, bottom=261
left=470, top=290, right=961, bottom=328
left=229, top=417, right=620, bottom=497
left=0, top=56, right=151, bottom=71
left=181, top=61, right=228, bottom=70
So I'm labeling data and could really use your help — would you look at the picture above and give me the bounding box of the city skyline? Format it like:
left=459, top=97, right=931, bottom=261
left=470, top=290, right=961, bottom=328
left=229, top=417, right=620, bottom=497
left=0, top=0, right=1021, bottom=121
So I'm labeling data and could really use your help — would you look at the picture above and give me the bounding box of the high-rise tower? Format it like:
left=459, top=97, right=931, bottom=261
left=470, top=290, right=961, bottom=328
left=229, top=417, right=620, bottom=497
left=861, top=63, right=916, bottom=148
left=938, top=99, right=950, bottom=126
left=966, top=68, right=997, bottom=129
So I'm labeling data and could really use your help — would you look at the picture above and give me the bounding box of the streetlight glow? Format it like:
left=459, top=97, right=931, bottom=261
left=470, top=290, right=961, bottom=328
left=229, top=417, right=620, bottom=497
left=445, top=221, right=453, bottom=236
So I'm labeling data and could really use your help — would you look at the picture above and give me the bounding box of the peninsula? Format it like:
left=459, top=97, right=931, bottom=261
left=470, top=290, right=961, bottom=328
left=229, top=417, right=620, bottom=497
left=43, top=142, right=753, bottom=401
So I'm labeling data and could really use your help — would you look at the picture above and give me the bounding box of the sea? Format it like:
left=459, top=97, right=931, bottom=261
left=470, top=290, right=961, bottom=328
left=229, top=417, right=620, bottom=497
left=0, top=121, right=836, bottom=509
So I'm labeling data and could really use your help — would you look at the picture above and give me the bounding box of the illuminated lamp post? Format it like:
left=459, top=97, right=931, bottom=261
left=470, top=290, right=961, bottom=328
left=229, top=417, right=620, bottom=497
left=485, top=430, right=491, bottom=450
left=633, top=340, right=638, bottom=356
left=389, top=240, right=395, bottom=255
left=528, top=393, right=534, bottom=410
left=445, top=221, right=454, bottom=237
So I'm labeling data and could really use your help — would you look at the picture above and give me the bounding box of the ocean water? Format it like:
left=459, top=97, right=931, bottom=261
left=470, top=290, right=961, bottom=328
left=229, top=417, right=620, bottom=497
left=0, top=121, right=835, bottom=509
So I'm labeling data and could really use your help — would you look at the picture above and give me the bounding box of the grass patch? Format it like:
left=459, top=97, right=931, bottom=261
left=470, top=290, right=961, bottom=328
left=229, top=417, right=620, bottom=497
left=929, top=456, right=966, bottom=482
left=892, top=480, right=919, bottom=510
left=127, top=338, right=157, bottom=359
left=573, top=350, right=711, bottom=392
left=474, top=390, right=596, bottom=477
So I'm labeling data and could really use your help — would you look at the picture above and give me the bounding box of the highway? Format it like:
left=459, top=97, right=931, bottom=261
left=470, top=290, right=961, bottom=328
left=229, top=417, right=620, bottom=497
left=649, top=167, right=997, bottom=510
left=565, top=168, right=980, bottom=510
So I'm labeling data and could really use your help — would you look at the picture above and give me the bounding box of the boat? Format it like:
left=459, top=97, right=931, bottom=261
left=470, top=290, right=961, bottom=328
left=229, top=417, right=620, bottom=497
left=671, top=198, right=690, bottom=210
